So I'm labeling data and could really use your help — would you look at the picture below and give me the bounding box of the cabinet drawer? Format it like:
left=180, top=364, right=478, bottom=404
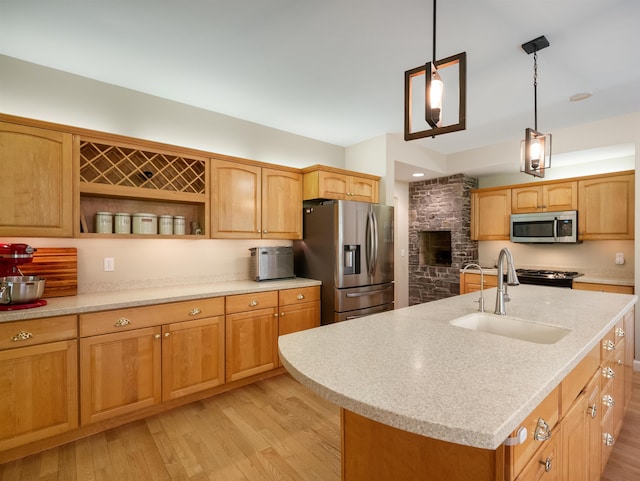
left=0, top=315, right=77, bottom=350
left=560, top=344, right=599, bottom=416
left=505, top=386, right=560, bottom=480
left=515, top=434, right=560, bottom=481
left=80, top=297, right=225, bottom=337
left=279, top=286, right=320, bottom=306
left=226, top=291, right=278, bottom=314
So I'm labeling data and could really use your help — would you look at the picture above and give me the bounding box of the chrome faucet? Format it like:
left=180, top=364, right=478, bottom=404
left=462, top=263, right=485, bottom=312
left=495, top=248, right=519, bottom=315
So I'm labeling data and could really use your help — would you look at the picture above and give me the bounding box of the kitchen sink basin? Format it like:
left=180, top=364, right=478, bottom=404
left=450, top=312, right=571, bottom=344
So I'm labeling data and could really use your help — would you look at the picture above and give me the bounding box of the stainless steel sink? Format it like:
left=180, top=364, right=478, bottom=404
left=450, top=312, right=571, bottom=344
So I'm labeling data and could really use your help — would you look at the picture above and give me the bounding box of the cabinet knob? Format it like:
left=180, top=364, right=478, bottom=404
left=164, top=332, right=170, bottom=338
left=11, top=331, right=33, bottom=342
left=274, top=313, right=279, bottom=317
left=297, top=293, right=305, bottom=300
left=602, top=394, right=615, bottom=407
left=603, top=433, right=615, bottom=446
left=540, top=456, right=552, bottom=472
left=533, top=418, right=552, bottom=441
left=615, top=327, right=625, bottom=338
left=602, top=367, right=615, bottom=379
left=154, top=333, right=161, bottom=340
left=263, top=230, right=267, bottom=234
left=249, top=300, right=258, bottom=307
left=280, top=312, right=285, bottom=317
left=588, top=403, right=598, bottom=419
left=114, top=318, right=131, bottom=327
left=602, top=339, right=615, bottom=351
left=189, top=308, right=201, bottom=316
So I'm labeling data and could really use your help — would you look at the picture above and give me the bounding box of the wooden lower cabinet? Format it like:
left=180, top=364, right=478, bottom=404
left=460, top=272, right=498, bottom=294
left=277, top=286, right=321, bottom=367
left=0, top=339, right=78, bottom=451
left=585, top=374, right=601, bottom=481
left=162, top=315, right=225, bottom=401
left=561, top=391, right=588, bottom=481
left=80, top=326, right=162, bottom=425
left=515, top=435, right=560, bottom=481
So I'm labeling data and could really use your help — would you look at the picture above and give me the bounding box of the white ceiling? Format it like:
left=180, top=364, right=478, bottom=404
left=2, top=0, right=639, bottom=181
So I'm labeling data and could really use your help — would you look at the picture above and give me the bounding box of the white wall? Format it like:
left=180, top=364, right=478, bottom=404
left=393, top=182, right=410, bottom=308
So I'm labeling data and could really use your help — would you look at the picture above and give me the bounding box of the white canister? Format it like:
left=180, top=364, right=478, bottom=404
left=132, top=213, right=158, bottom=234
left=95, top=212, right=113, bottom=234
left=173, top=216, right=186, bottom=235
left=159, top=215, right=173, bottom=235
left=114, top=212, right=131, bottom=234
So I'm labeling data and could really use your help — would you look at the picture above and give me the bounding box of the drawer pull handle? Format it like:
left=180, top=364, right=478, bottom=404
left=297, top=294, right=305, bottom=300
left=615, top=327, right=625, bottom=338
left=540, top=456, right=553, bottom=472
left=603, top=433, right=615, bottom=446
left=588, top=403, right=598, bottom=419
left=249, top=300, right=258, bottom=307
left=534, top=418, right=552, bottom=441
left=189, top=308, right=202, bottom=316
left=602, top=339, right=615, bottom=351
left=11, top=331, right=33, bottom=341
left=114, top=318, right=131, bottom=327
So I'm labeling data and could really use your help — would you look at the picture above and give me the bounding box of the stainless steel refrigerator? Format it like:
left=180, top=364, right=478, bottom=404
left=293, top=200, right=394, bottom=325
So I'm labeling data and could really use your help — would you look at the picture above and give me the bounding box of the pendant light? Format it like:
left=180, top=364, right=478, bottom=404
left=404, top=0, right=466, bottom=140
left=520, top=35, right=551, bottom=178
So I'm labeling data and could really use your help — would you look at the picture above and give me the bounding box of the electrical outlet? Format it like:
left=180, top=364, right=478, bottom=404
left=103, top=257, right=115, bottom=272
left=615, top=252, right=625, bottom=265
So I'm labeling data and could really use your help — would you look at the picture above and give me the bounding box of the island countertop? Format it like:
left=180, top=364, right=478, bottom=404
left=278, top=284, right=637, bottom=450
left=0, top=277, right=321, bottom=323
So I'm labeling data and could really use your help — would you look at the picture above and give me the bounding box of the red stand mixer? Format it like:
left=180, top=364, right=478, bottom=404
left=0, top=243, right=47, bottom=309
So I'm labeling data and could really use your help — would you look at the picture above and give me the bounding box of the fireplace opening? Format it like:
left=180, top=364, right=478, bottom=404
left=419, top=231, right=452, bottom=267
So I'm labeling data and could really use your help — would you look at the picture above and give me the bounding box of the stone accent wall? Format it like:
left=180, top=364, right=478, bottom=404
left=408, top=174, right=478, bottom=305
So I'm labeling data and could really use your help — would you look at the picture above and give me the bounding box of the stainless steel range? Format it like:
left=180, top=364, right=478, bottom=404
left=515, top=269, right=584, bottom=288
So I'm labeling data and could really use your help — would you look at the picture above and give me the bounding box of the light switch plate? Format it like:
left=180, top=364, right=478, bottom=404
left=103, top=257, right=115, bottom=271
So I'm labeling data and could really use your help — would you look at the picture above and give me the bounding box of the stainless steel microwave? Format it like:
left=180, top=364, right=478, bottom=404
left=510, top=210, right=579, bottom=243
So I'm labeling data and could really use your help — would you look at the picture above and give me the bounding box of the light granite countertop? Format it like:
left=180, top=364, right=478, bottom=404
left=0, top=278, right=321, bottom=323
left=278, top=284, right=637, bottom=450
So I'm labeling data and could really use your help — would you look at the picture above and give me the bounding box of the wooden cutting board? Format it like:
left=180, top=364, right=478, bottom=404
left=18, top=247, right=78, bottom=298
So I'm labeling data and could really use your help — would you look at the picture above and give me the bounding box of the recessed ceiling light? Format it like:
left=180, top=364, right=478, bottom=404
left=569, top=92, right=592, bottom=102
left=412, top=172, right=425, bottom=178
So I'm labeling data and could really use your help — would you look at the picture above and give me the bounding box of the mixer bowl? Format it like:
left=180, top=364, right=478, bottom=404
left=0, top=276, right=46, bottom=304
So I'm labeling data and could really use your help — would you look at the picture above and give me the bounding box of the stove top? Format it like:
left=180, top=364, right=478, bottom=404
left=515, top=269, right=583, bottom=288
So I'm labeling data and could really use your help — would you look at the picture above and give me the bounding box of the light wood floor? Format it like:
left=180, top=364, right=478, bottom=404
left=1, top=372, right=639, bottom=480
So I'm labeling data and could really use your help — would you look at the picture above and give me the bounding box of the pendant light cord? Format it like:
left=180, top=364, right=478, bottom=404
left=432, top=0, right=437, bottom=62
left=533, top=51, right=538, bottom=131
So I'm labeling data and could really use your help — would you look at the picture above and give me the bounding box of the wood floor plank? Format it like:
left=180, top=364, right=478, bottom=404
left=1, top=372, right=637, bottom=480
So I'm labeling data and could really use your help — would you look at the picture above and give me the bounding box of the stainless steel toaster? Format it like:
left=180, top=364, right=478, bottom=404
left=249, top=246, right=295, bottom=281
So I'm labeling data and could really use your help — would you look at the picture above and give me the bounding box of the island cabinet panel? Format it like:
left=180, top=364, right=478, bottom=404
left=585, top=374, right=601, bottom=481
left=560, top=390, right=588, bottom=481
left=578, top=173, right=634, bottom=240
left=514, top=434, right=560, bottom=481
left=471, top=189, right=511, bottom=240
left=0, top=121, right=73, bottom=237
left=0, top=339, right=78, bottom=452
left=341, top=409, right=503, bottom=481
left=623, top=308, right=635, bottom=409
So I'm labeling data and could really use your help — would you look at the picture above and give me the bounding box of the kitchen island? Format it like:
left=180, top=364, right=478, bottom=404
left=278, top=284, right=637, bottom=480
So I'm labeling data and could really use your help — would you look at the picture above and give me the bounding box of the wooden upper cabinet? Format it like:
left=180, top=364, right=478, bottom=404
left=211, top=159, right=262, bottom=238
left=0, top=121, right=73, bottom=237
left=302, top=166, right=380, bottom=203
left=578, top=173, right=634, bottom=240
left=262, top=167, right=302, bottom=239
left=471, top=189, right=511, bottom=240
left=511, top=181, right=577, bottom=213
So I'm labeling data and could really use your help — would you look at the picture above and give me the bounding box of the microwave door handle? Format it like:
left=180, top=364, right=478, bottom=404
left=553, top=217, right=558, bottom=240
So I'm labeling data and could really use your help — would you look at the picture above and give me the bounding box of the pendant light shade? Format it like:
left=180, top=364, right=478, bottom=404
left=404, top=0, right=467, bottom=140
left=520, top=36, right=551, bottom=178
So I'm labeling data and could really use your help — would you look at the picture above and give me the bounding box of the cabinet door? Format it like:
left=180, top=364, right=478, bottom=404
left=0, top=340, right=77, bottom=451
left=317, top=170, right=349, bottom=199
left=460, top=273, right=498, bottom=294
left=277, top=301, right=320, bottom=367
left=162, top=315, right=225, bottom=401
left=80, top=327, right=161, bottom=425
left=578, top=174, right=634, bottom=240
left=471, top=189, right=511, bottom=240
left=349, top=176, right=379, bottom=203
left=511, top=186, right=543, bottom=213
left=623, top=308, right=635, bottom=409
left=211, top=159, right=261, bottom=238
left=226, top=307, right=277, bottom=382
left=0, top=121, right=73, bottom=237
left=515, top=435, right=560, bottom=481
left=544, top=181, right=577, bottom=212
left=262, top=167, right=302, bottom=239
left=561, top=391, right=588, bottom=481
left=585, top=374, right=601, bottom=481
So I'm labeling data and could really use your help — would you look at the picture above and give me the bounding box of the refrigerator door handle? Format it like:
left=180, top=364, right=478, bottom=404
left=345, top=285, right=394, bottom=298
left=371, top=210, right=379, bottom=275
left=365, top=211, right=373, bottom=276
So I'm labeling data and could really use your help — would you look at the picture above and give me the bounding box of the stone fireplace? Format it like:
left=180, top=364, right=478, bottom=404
left=409, top=174, right=478, bottom=305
